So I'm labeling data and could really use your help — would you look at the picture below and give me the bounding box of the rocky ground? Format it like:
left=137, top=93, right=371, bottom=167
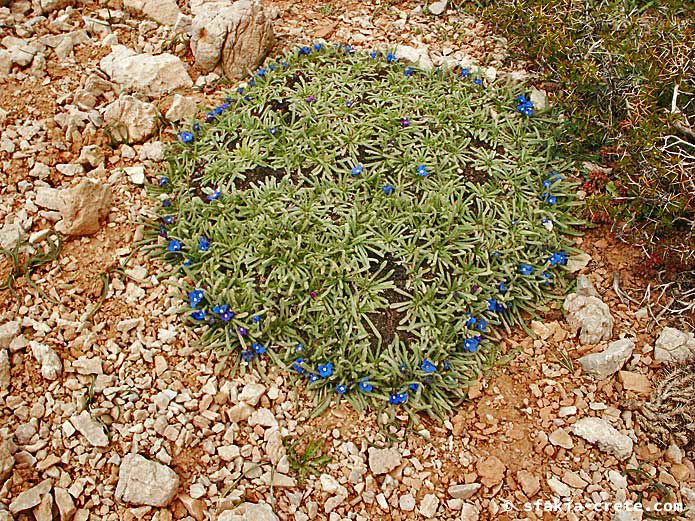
left=0, top=0, right=694, bottom=520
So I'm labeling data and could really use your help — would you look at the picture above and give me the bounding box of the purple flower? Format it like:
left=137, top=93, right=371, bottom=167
left=237, top=327, right=248, bottom=337
left=400, top=118, right=410, bottom=127
left=305, top=95, right=315, bottom=103
left=241, top=350, right=254, bottom=362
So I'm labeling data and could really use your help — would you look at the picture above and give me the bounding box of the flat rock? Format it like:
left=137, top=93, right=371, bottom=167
left=368, top=447, right=402, bottom=475
left=29, top=341, right=62, bottom=380
left=218, top=502, right=279, bottom=520
left=115, top=453, right=179, bottom=507
left=0, top=321, right=20, bottom=348
left=578, top=338, right=634, bottom=379
left=476, top=455, right=506, bottom=487
left=419, top=493, right=439, bottom=518
left=100, top=45, right=192, bottom=96
left=70, top=410, right=109, bottom=447
left=103, top=95, right=159, bottom=144
left=549, top=428, right=574, bottom=449
left=55, top=178, right=112, bottom=237
left=0, top=349, right=9, bottom=392
left=571, top=417, right=633, bottom=460
left=654, top=327, right=695, bottom=362
left=9, top=479, right=52, bottom=513
left=618, top=371, right=652, bottom=394
left=448, top=483, right=480, bottom=500
left=516, top=470, right=540, bottom=497
left=563, top=292, right=613, bottom=345
left=190, top=0, right=274, bottom=79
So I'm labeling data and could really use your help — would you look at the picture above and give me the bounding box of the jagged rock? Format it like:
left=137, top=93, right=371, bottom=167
left=368, top=447, right=402, bottom=475
left=218, top=502, right=279, bottom=521
left=125, top=0, right=182, bottom=25
left=419, top=494, right=439, bottom=518
left=0, top=436, right=14, bottom=482
left=39, top=0, right=72, bottom=14
left=0, top=321, right=19, bottom=348
left=103, top=95, right=159, bottom=144
left=567, top=251, right=591, bottom=273
left=116, top=454, right=179, bottom=507
left=394, top=44, right=434, bottom=70
left=578, top=338, right=634, bottom=379
left=0, top=349, right=9, bottom=391
left=429, top=0, right=448, bottom=15
left=530, top=87, right=548, bottom=111
left=29, top=341, right=62, bottom=380
left=190, top=0, right=274, bottom=79
left=0, top=222, right=23, bottom=250
left=563, top=290, right=613, bottom=345
left=100, top=45, right=192, bottom=96
left=571, top=417, right=633, bottom=460
left=54, top=178, right=112, bottom=237
left=70, top=411, right=109, bottom=447
left=654, top=327, right=695, bottom=362
left=54, top=487, right=76, bottom=521
left=166, top=93, right=197, bottom=122
left=9, top=479, right=52, bottom=514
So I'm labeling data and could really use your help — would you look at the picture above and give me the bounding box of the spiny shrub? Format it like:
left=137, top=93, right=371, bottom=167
left=467, top=0, right=694, bottom=272
left=147, top=44, right=581, bottom=420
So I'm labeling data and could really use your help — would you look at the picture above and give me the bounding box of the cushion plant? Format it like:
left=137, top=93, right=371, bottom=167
left=147, top=44, right=581, bottom=421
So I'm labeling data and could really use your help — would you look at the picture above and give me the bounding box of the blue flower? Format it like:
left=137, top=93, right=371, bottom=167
left=541, top=272, right=553, bottom=286
left=461, top=68, right=470, bottom=77
left=421, top=359, right=437, bottom=373
left=466, top=315, right=477, bottom=327
left=317, top=363, right=334, bottom=378
left=167, top=239, right=182, bottom=252
left=336, top=383, right=347, bottom=394
left=383, top=184, right=394, bottom=195
left=206, top=112, right=216, bottom=123
left=296, top=343, right=304, bottom=352
left=409, top=383, right=419, bottom=391
left=207, top=190, right=221, bottom=201
left=477, top=319, right=488, bottom=332
left=416, top=165, right=429, bottom=177
left=163, top=215, right=174, bottom=225
left=212, top=303, right=227, bottom=313
left=269, top=63, right=276, bottom=71
left=359, top=378, right=373, bottom=392
left=292, top=358, right=305, bottom=373
left=404, top=67, right=414, bottom=77
left=496, top=302, right=507, bottom=313
left=179, top=132, right=194, bottom=143
left=547, top=195, right=557, bottom=206
left=543, top=179, right=552, bottom=188
left=249, top=79, right=256, bottom=87
left=159, top=177, right=169, bottom=187
left=252, top=342, right=266, bottom=354
left=386, top=52, right=395, bottom=63
left=162, top=199, right=172, bottom=207
left=487, top=298, right=497, bottom=311
left=308, top=373, right=319, bottom=383
left=516, top=95, right=534, bottom=116
left=548, top=251, right=567, bottom=266
left=252, top=315, right=262, bottom=324
left=159, top=225, right=168, bottom=238
left=351, top=164, right=364, bottom=176
left=198, top=237, right=210, bottom=252
left=464, top=338, right=479, bottom=352
left=400, top=363, right=407, bottom=372
left=188, top=289, right=204, bottom=308
left=499, top=280, right=507, bottom=293
left=313, top=43, right=322, bottom=52
left=298, top=46, right=311, bottom=56
left=257, top=68, right=267, bottom=77
left=241, top=350, right=254, bottom=362
left=237, top=327, right=248, bottom=337
left=345, top=100, right=354, bottom=108
left=519, top=263, right=534, bottom=276
left=191, top=310, right=207, bottom=321
left=369, top=51, right=378, bottom=59
left=193, top=123, right=201, bottom=132
left=237, top=87, right=244, bottom=94
left=183, top=258, right=192, bottom=266
left=388, top=392, right=402, bottom=405
left=474, top=78, right=483, bottom=85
